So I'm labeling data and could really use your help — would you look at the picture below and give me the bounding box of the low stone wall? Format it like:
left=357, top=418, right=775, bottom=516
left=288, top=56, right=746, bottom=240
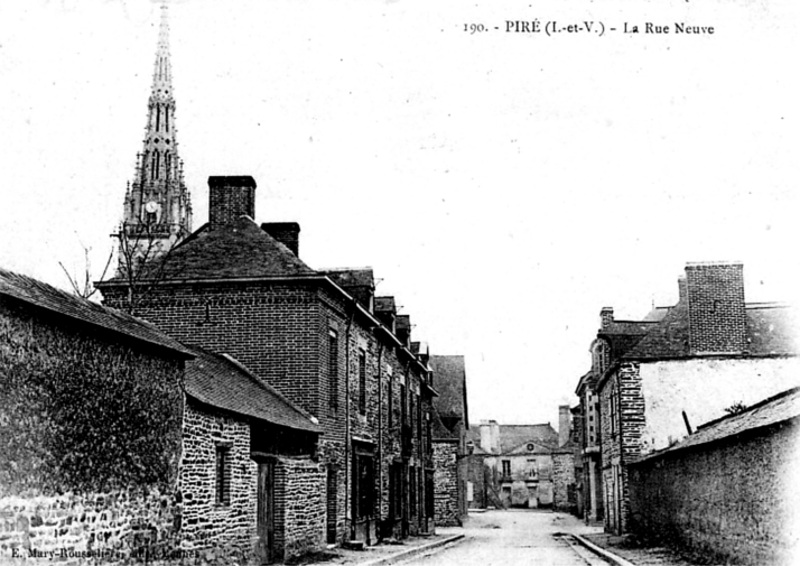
left=628, top=420, right=799, bottom=565
left=0, top=489, right=180, bottom=563
left=274, top=457, right=325, bottom=561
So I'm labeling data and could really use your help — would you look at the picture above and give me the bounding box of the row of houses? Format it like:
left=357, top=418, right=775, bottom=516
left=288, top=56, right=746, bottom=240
left=0, top=175, right=470, bottom=563
left=570, top=261, right=799, bottom=564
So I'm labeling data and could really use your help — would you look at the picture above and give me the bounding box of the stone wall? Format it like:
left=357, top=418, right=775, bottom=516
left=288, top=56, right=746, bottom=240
left=599, top=362, right=644, bottom=533
left=552, top=452, right=575, bottom=511
left=180, top=402, right=257, bottom=557
left=628, top=420, right=799, bottom=565
left=0, top=489, right=181, bottom=563
left=432, top=442, right=459, bottom=526
left=0, top=298, right=184, bottom=497
left=274, top=457, right=325, bottom=561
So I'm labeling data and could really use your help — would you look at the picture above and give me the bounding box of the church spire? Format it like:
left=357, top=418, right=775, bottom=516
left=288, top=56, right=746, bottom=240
left=121, top=2, right=192, bottom=269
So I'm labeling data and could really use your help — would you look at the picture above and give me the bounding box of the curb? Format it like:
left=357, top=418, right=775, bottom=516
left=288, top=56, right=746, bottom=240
left=361, top=533, right=466, bottom=566
left=571, top=534, right=637, bottom=566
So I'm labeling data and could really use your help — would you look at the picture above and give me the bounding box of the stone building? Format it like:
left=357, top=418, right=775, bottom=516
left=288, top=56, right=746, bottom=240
left=429, top=355, right=469, bottom=526
left=0, top=267, right=323, bottom=563
left=466, top=419, right=574, bottom=510
left=628, top=387, right=800, bottom=565
left=572, top=310, right=663, bottom=522
left=119, top=4, right=192, bottom=269
left=594, top=261, right=799, bottom=534
left=98, top=176, right=438, bottom=546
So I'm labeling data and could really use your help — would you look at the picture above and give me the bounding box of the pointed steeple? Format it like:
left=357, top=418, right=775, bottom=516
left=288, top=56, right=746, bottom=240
left=121, top=2, right=192, bottom=270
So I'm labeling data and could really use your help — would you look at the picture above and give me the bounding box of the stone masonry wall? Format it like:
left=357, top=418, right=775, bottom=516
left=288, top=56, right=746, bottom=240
left=599, top=362, right=645, bottom=533
left=180, top=401, right=256, bottom=558
left=552, top=452, right=575, bottom=511
left=0, top=298, right=184, bottom=497
left=0, top=489, right=181, bottom=563
left=628, top=420, right=799, bottom=565
left=273, top=457, right=325, bottom=561
left=432, top=442, right=459, bottom=526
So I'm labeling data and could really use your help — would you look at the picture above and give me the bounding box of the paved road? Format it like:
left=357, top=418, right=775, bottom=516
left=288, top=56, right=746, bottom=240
left=402, top=510, right=609, bottom=566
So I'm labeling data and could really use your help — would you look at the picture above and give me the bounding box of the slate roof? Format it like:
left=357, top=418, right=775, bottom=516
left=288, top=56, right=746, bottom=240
left=622, top=302, right=798, bottom=360
left=633, top=387, right=800, bottom=463
left=321, top=268, right=374, bottom=289
left=185, top=347, right=320, bottom=433
left=467, top=423, right=559, bottom=454
left=0, top=267, right=191, bottom=357
left=102, top=216, right=316, bottom=283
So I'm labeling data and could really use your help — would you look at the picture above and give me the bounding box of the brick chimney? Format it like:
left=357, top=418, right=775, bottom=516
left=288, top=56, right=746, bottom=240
left=600, top=307, right=614, bottom=330
left=261, top=222, right=300, bottom=256
left=208, top=176, right=256, bottom=230
left=685, top=262, right=746, bottom=354
left=558, top=405, right=571, bottom=447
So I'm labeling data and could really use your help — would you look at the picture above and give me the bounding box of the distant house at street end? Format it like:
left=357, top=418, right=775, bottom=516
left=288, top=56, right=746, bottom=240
left=0, top=267, right=323, bottom=563
left=466, top=410, right=576, bottom=512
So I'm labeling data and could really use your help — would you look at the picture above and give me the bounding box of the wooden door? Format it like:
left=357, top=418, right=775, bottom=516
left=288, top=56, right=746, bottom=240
left=257, top=461, right=275, bottom=564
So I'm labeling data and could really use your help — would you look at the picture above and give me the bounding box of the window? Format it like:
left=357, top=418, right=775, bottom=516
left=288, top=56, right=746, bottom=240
left=501, top=460, right=511, bottom=478
left=328, top=330, right=338, bottom=412
left=215, top=445, right=231, bottom=505
left=358, top=350, right=367, bottom=414
left=388, top=375, right=394, bottom=427
left=400, top=383, right=407, bottom=426
left=527, top=459, right=537, bottom=479
left=409, top=393, right=416, bottom=436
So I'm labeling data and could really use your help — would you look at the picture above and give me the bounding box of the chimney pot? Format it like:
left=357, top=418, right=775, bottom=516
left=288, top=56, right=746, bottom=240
left=208, top=176, right=256, bottom=230
left=261, top=222, right=300, bottom=256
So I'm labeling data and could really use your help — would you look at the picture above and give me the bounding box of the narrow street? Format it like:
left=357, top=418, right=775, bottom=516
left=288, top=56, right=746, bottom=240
left=403, top=510, right=608, bottom=566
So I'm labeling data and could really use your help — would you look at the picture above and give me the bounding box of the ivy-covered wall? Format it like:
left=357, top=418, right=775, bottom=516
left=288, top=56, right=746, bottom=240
left=0, top=297, right=185, bottom=496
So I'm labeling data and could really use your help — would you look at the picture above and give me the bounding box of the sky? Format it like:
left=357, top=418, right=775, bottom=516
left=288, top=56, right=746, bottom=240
left=1, top=0, right=797, bottom=427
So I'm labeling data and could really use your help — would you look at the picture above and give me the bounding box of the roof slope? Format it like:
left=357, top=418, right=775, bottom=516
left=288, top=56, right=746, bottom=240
left=635, top=387, right=800, bottom=463
left=467, top=423, right=559, bottom=454
left=185, top=347, right=320, bottom=433
left=0, top=267, right=190, bottom=356
left=105, top=216, right=316, bottom=283
left=623, top=303, right=798, bottom=360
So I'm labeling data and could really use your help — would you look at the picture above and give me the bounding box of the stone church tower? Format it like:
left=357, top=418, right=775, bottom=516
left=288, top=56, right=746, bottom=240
left=120, top=4, right=192, bottom=269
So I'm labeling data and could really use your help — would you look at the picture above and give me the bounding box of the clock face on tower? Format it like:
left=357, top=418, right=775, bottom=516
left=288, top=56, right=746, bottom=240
left=145, top=200, right=159, bottom=214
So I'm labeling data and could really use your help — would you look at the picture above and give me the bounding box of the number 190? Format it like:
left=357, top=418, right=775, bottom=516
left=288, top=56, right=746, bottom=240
left=464, top=23, right=486, bottom=34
